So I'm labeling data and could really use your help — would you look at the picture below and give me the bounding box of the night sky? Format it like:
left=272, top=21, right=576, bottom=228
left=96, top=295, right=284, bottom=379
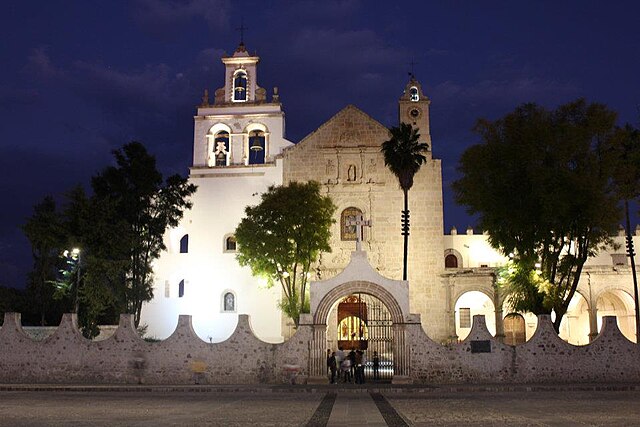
left=2, top=1, right=639, bottom=289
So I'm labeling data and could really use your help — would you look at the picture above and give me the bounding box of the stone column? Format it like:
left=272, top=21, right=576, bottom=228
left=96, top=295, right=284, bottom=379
left=588, top=306, right=599, bottom=341
left=586, top=273, right=599, bottom=342
left=493, top=276, right=505, bottom=343
left=392, top=323, right=411, bottom=383
left=307, top=323, right=327, bottom=384
left=445, top=276, right=458, bottom=342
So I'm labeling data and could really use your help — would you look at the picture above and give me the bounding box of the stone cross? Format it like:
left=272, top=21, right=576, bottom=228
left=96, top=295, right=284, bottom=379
left=346, top=214, right=372, bottom=252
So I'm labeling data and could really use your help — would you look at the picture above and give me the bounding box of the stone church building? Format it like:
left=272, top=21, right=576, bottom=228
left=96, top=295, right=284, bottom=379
left=140, top=42, right=640, bottom=354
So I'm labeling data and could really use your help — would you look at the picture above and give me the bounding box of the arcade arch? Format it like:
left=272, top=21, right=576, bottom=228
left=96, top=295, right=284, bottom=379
left=558, top=292, right=590, bottom=345
left=596, top=289, right=636, bottom=342
left=454, top=290, right=496, bottom=340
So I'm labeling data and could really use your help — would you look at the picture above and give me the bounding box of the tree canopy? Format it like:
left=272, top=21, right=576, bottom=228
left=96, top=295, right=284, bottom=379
left=22, top=141, right=197, bottom=334
left=453, top=99, right=622, bottom=330
left=235, top=181, right=336, bottom=326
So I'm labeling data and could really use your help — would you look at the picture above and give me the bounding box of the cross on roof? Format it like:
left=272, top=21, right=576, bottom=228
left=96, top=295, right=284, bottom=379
left=346, top=214, right=372, bottom=252
left=236, top=19, right=247, bottom=45
left=408, top=59, right=418, bottom=79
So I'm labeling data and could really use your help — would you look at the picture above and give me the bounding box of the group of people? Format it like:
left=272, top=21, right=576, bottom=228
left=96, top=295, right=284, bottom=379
left=327, top=348, right=380, bottom=384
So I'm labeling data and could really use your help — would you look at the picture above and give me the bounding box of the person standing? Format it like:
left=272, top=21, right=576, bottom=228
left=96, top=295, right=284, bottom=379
left=348, top=349, right=356, bottom=381
left=328, top=352, right=338, bottom=384
left=326, top=349, right=332, bottom=380
left=354, top=350, right=363, bottom=384
left=372, top=351, right=380, bottom=380
left=336, top=347, right=344, bottom=382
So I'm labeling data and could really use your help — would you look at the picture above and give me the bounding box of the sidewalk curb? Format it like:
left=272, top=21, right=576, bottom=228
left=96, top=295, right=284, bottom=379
left=1, top=383, right=639, bottom=394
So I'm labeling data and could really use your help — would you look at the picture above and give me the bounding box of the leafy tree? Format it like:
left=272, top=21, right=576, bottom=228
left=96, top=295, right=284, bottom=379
left=22, top=196, right=65, bottom=325
left=91, top=142, right=197, bottom=327
left=0, top=286, right=27, bottom=325
left=235, top=181, right=336, bottom=326
left=453, top=99, right=621, bottom=331
left=381, top=122, right=430, bottom=280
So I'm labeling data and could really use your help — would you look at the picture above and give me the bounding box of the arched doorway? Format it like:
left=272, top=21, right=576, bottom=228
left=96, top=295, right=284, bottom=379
left=310, top=280, right=409, bottom=383
left=503, top=313, right=526, bottom=345
left=454, top=290, right=496, bottom=341
left=326, top=293, right=393, bottom=382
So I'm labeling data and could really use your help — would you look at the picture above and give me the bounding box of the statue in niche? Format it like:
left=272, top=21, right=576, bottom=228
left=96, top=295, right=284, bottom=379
left=214, top=141, right=228, bottom=166
left=347, top=164, right=357, bottom=182
left=326, top=159, right=334, bottom=174
left=224, top=292, right=235, bottom=312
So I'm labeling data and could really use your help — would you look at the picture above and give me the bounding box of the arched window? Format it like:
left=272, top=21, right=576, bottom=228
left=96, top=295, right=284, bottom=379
left=213, top=131, right=229, bottom=166
left=341, top=207, right=363, bottom=241
left=248, top=130, right=265, bottom=165
left=225, top=235, right=237, bottom=252
left=445, top=254, right=458, bottom=268
left=410, top=86, right=419, bottom=101
left=233, top=70, right=247, bottom=102
left=178, top=279, right=185, bottom=298
left=222, top=291, right=236, bottom=312
left=179, top=234, right=189, bottom=253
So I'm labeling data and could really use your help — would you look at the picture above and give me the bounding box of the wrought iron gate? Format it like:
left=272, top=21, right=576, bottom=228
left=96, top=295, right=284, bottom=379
left=336, top=293, right=393, bottom=382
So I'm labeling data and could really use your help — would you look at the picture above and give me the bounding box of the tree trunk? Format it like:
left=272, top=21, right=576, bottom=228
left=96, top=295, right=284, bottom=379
left=402, top=188, right=409, bottom=281
left=624, top=199, right=639, bottom=343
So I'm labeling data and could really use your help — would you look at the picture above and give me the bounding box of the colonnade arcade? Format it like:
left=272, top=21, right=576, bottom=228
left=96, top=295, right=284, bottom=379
left=445, top=271, right=637, bottom=345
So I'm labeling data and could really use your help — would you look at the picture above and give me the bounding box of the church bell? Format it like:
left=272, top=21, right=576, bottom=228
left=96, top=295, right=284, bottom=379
left=249, top=137, right=264, bottom=151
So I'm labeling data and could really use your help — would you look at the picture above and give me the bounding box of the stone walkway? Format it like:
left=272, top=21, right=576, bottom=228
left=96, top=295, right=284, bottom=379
left=2, top=384, right=640, bottom=426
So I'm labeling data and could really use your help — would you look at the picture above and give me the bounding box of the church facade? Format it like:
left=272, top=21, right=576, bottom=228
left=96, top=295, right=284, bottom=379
left=140, top=43, right=640, bottom=349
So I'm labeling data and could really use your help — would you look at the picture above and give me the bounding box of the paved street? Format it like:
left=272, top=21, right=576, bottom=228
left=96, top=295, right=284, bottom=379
left=1, top=388, right=639, bottom=426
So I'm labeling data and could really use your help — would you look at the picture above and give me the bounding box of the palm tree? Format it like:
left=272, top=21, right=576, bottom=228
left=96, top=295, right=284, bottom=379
left=381, top=122, right=430, bottom=280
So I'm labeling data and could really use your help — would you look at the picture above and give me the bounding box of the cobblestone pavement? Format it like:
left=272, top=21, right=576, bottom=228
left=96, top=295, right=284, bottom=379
left=1, top=388, right=640, bottom=426
left=388, top=390, right=640, bottom=426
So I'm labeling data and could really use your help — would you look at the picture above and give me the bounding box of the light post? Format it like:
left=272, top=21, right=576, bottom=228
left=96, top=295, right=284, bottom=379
left=70, top=248, right=81, bottom=314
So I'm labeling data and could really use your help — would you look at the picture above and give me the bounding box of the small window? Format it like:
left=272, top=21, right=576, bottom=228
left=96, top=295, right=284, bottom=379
left=223, top=292, right=236, bottom=312
left=178, top=280, right=185, bottom=298
left=233, top=70, right=247, bottom=102
left=445, top=254, right=458, bottom=268
left=164, top=280, right=170, bottom=298
left=179, top=234, right=189, bottom=253
left=459, top=308, right=471, bottom=328
left=341, top=207, right=363, bottom=241
left=225, top=235, right=237, bottom=252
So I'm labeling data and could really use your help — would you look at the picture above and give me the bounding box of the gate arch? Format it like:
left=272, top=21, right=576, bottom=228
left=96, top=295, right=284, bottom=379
left=314, top=280, right=405, bottom=325
left=309, top=280, right=410, bottom=382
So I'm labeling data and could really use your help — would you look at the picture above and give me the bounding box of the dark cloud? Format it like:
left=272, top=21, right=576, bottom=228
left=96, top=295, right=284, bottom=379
left=24, top=47, right=64, bottom=79
left=290, top=28, right=406, bottom=68
left=133, top=0, right=230, bottom=36
left=0, top=86, right=38, bottom=110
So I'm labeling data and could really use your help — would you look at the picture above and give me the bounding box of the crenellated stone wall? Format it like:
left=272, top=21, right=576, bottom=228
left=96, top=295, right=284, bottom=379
left=1, top=312, right=638, bottom=385
left=0, top=312, right=309, bottom=385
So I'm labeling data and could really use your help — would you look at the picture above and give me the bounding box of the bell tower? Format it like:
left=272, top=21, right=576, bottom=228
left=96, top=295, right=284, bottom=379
left=191, top=43, right=291, bottom=169
left=398, top=76, right=432, bottom=150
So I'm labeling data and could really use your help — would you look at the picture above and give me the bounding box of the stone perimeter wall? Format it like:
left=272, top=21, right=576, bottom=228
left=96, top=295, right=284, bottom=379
left=0, top=312, right=638, bottom=385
